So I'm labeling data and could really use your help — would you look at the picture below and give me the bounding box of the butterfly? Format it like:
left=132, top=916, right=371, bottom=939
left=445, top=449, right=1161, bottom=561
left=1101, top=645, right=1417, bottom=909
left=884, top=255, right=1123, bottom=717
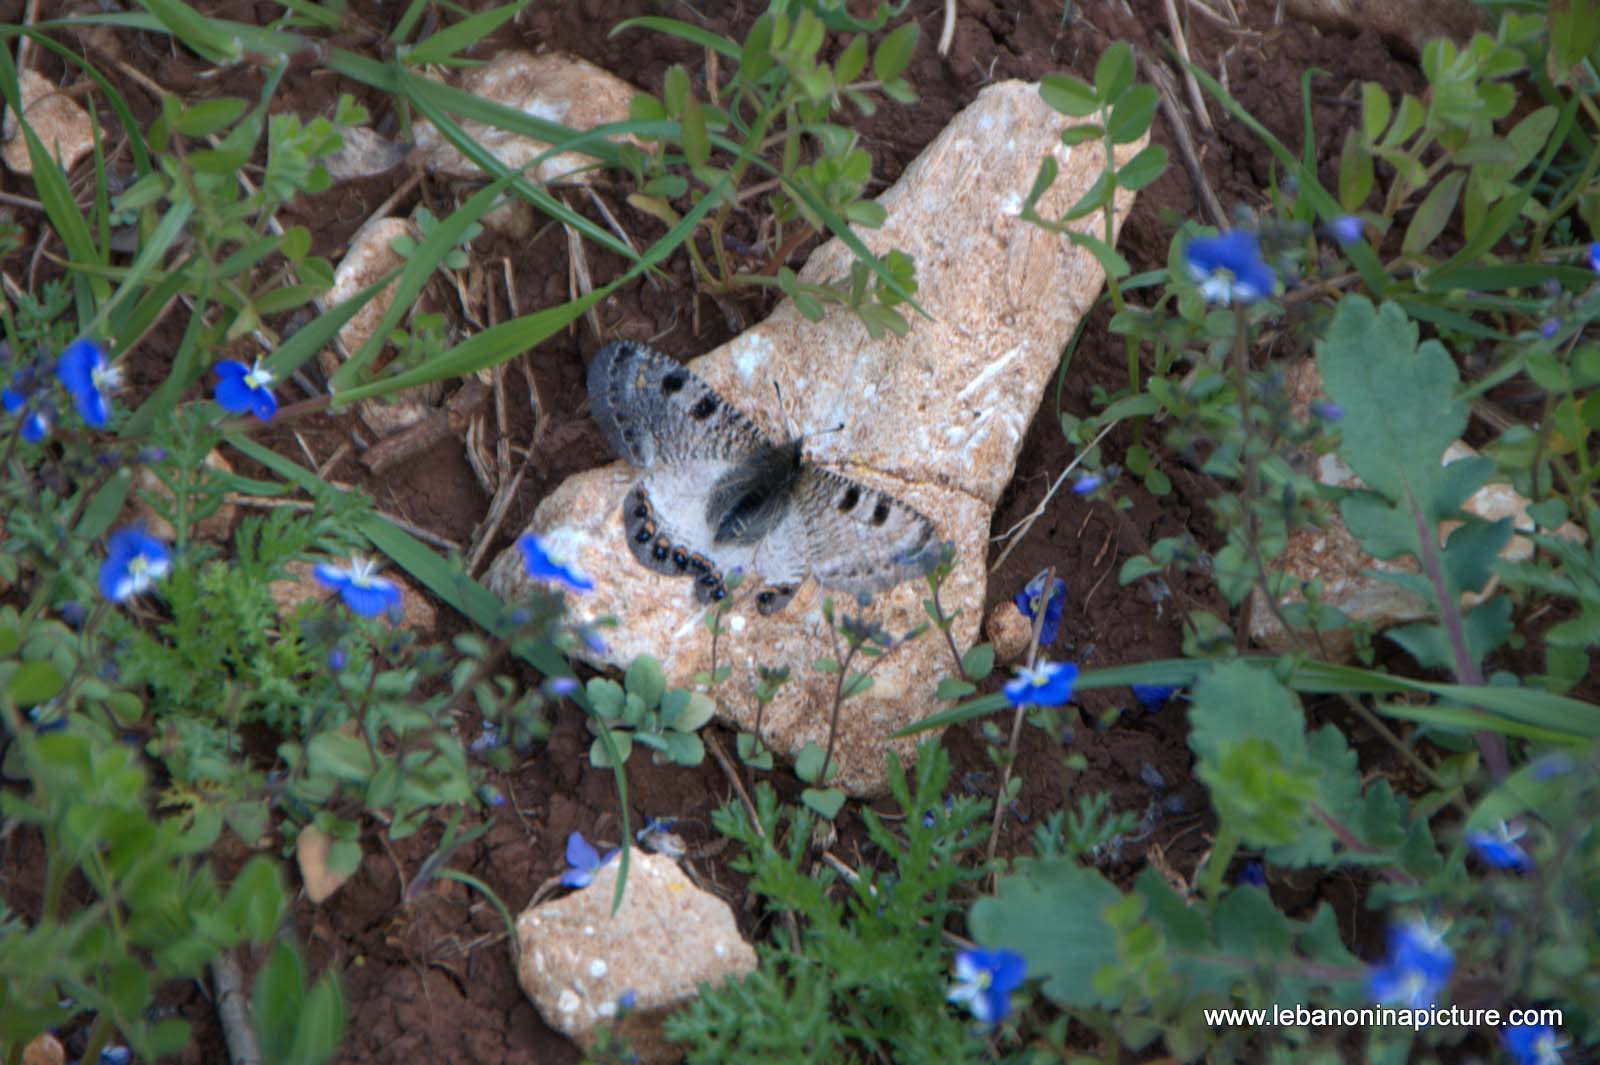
left=587, top=340, right=940, bottom=615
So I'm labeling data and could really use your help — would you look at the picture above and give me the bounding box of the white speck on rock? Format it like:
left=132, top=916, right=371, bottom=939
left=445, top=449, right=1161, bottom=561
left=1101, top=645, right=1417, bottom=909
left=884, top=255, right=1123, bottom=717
left=558, top=989, right=581, bottom=1014
left=589, top=959, right=608, bottom=979
left=729, top=614, right=747, bottom=633
left=596, top=1001, right=616, bottom=1019
left=732, top=334, right=772, bottom=382
left=584, top=925, right=596, bottom=936
left=714, top=941, right=728, bottom=958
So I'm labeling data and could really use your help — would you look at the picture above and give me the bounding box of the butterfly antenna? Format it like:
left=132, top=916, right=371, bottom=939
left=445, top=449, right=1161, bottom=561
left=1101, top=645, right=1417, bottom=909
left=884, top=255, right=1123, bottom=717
left=771, top=380, right=844, bottom=442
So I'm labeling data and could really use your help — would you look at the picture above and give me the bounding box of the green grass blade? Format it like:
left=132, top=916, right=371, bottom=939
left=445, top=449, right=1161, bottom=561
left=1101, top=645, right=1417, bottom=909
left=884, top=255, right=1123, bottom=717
left=610, top=16, right=742, bottom=60
left=402, top=1, right=530, bottom=67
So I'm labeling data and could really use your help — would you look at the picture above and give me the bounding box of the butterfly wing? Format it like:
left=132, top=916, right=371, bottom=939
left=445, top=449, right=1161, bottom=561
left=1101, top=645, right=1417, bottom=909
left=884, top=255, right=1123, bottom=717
left=587, top=340, right=769, bottom=467
left=789, top=466, right=940, bottom=600
left=589, top=340, right=776, bottom=601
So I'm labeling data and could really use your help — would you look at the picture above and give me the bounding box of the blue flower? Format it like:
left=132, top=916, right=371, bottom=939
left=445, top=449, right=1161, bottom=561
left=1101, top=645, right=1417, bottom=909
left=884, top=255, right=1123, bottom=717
left=560, top=830, right=619, bottom=889
left=1503, top=1023, right=1567, bottom=1065
left=947, top=948, right=1026, bottom=1026
left=1184, top=230, right=1277, bottom=305
left=1466, top=821, right=1531, bottom=872
left=1014, top=571, right=1067, bottom=646
left=313, top=557, right=402, bottom=617
left=2, top=385, right=51, bottom=442
left=327, top=648, right=347, bottom=672
left=1071, top=473, right=1103, bottom=495
left=214, top=358, right=278, bottom=421
left=1539, top=318, right=1561, bottom=340
left=545, top=676, right=579, bottom=697
left=617, top=989, right=637, bottom=1012
left=54, top=338, right=119, bottom=429
left=1588, top=242, right=1600, bottom=273
left=478, top=784, right=506, bottom=807
left=97, top=1047, right=132, bottom=1065
left=1003, top=660, right=1078, bottom=708
left=1367, top=919, right=1453, bottom=1008
left=470, top=722, right=502, bottom=754
left=98, top=527, right=172, bottom=603
left=1309, top=401, right=1344, bottom=422
left=518, top=533, right=593, bottom=592
left=1331, top=215, right=1364, bottom=245
left=1237, top=860, right=1266, bottom=886
left=1131, top=684, right=1175, bottom=710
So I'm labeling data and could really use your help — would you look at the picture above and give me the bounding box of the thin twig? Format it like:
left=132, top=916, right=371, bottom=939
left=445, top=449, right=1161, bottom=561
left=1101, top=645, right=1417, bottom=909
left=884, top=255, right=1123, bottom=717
left=990, top=420, right=1118, bottom=571
left=1139, top=54, right=1227, bottom=228
left=938, top=0, right=958, bottom=56
left=212, top=948, right=263, bottom=1065
left=983, top=566, right=1054, bottom=884
left=1163, top=0, right=1215, bottom=132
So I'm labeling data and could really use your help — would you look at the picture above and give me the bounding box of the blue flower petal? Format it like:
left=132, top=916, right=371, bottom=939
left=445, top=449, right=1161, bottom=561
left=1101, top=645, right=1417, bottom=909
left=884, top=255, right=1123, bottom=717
left=1184, top=230, right=1278, bottom=305
left=566, top=830, right=601, bottom=872
left=519, top=534, right=594, bottom=592
left=55, top=338, right=102, bottom=395
left=1003, top=661, right=1078, bottom=708
left=1588, top=241, right=1600, bottom=273
left=1131, top=684, right=1175, bottom=710
left=98, top=527, right=172, bottom=603
left=215, top=374, right=261, bottom=414
left=340, top=579, right=400, bottom=617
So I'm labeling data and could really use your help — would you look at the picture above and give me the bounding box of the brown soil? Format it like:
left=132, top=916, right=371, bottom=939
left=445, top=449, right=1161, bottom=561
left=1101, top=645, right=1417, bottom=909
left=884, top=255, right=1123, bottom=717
left=0, top=0, right=1452, bottom=1061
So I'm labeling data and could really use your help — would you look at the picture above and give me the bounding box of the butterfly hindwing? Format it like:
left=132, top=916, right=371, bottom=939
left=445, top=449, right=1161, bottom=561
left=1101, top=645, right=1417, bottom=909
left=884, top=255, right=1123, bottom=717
left=791, top=467, right=939, bottom=598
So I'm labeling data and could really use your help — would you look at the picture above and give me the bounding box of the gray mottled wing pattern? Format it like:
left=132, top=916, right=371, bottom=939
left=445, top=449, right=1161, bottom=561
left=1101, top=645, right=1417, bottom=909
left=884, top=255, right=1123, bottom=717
left=792, top=466, right=938, bottom=597
left=587, top=339, right=940, bottom=614
left=587, top=339, right=768, bottom=467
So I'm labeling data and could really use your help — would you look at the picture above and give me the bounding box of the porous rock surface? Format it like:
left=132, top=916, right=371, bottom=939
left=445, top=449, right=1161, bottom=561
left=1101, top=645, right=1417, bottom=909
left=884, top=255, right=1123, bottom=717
left=489, top=80, right=1141, bottom=794
left=515, top=848, right=755, bottom=1064
left=2, top=69, right=95, bottom=176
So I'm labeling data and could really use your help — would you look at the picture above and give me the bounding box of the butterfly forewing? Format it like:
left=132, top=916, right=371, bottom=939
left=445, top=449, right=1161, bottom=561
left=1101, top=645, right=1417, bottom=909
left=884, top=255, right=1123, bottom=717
left=588, top=340, right=768, bottom=467
left=794, top=467, right=938, bottom=597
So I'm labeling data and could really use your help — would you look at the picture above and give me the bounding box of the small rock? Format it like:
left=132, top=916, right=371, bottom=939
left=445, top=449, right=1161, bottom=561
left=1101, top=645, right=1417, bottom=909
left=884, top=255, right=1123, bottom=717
left=1250, top=361, right=1586, bottom=657
left=516, top=848, right=755, bottom=1064
left=414, top=51, right=642, bottom=184
left=985, top=600, right=1034, bottom=665
left=321, top=125, right=410, bottom=183
left=21, top=1033, right=64, bottom=1065
left=321, top=216, right=439, bottom=437
left=2, top=70, right=96, bottom=176
left=489, top=81, right=1143, bottom=795
left=295, top=823, right=351, bottom=904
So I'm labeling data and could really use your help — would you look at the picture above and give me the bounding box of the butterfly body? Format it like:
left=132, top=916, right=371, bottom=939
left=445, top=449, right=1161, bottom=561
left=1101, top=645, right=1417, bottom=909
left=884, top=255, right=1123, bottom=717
left=588, top=340, right=938, bottom=615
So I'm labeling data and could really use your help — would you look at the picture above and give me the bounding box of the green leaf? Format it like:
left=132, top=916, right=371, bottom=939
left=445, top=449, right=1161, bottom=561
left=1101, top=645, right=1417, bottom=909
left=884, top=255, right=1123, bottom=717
left=794, top=741, right=827, bottom=783
left=1361, top=82, right=1391, bottom=143
left=623, top=655, right=667, bottom=709
left=1093, top=41, right=1135, bottom=100
left=1116, top=144, right=1168, bottom=190
left=1338, top=129, right=1373, bottom=212
left=223, top=855, right=287, bottom=942
left=872, top=21, right=919, bottom=83
left=936, top=677, right=976, bottom=700
left=801, top=787, right=846, bottom=819
left=961, top=642, right=995, bottom=681
left=9, top=660, right=65, bottom=706
left=586, top=677, right=625, bottom=717
left=1401, top=170, right=1464, bottom=255
left=673, top=692, right=716, bottom=733
left=1315, top=297, right=1464, bottom=505
left=176, top=96, right=248, bottom=137
left=971, top=859, right=1122, bottom=1008
left=588, top=731, right=633, bottom=768
left=1106, top=84, right=1157, bottom=144
left=1040, top=73, right=1100, bottom=118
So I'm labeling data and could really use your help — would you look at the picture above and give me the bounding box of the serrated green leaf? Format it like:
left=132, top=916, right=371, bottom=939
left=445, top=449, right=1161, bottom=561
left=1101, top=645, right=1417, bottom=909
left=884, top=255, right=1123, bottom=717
left=971, top=859, right=1122, bottom=1008
left=1315, top=298, right=1463, bottom=504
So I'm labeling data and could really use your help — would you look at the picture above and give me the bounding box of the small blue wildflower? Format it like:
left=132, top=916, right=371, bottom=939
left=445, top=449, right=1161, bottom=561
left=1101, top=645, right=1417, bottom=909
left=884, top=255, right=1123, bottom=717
left=55, top=338, right=119, bottom=429
left=1184, top=230, right=1277, bottom=305
left=327, top=648, right=347, bottom=672
left=313, top=557, right=402, bottom=618
left=1014, top=571, right=1067, bottom=646
left=1131, top=684, right=1175, bottom=710
left=545, top=676, right=579, bottom=697
left=1503, top=1023, right=1567, bottom=1065
left=617, top=990, right=637, bottom=1012
left=98, top=527, right=172, bottom=603
left=213, top=358, right=279, bottom=421
left=1539, top=318, right=1561, bottom=340
left=578, top=626, right=607, bottom=655
left=98, top=1047, right=132, bottom=1065
left=477, top=784, right=506, bottom=807
left=636, top=818, right=687, bottom=858
left=1071, top=473, right=1103, bottom=495
left=922, top=796, right=954, bottom=829
left=1309, top=401, right=1344, bottom=422
left=1533, top=753, right=1575, bottom=779
left=518, top=534, right=594, bottom=592
left=1466, top=821, right=1531, bottom=872
left=1588, top=242, right=1600, bottom=273
left=1331, top=215, right=1364, bottom=245
left=2, top=385, right=51, bottom=442
left=947, top=948, right=1026, bottom=1026
left=1237, top=861, right=1266, bottom=886
left=470, top=722, right=502, bottom=754
left=1367, top=919, right=1453, bottom=1008
left=560, top=831, right=619, bottom=889
left=58, top=601, right=87, bottom=629
left=1003, top=660, right=1078, bottom=708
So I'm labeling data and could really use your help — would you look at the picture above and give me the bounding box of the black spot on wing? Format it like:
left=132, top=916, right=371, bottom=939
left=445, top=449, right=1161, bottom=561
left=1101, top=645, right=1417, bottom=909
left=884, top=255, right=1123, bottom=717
left=838, top=485, right=860, bottom=512
left=662, top=370, right=687, bottom=395
left=689, top=395, right=718, bottom=420
left=871, top=499, right=890, bottom=526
